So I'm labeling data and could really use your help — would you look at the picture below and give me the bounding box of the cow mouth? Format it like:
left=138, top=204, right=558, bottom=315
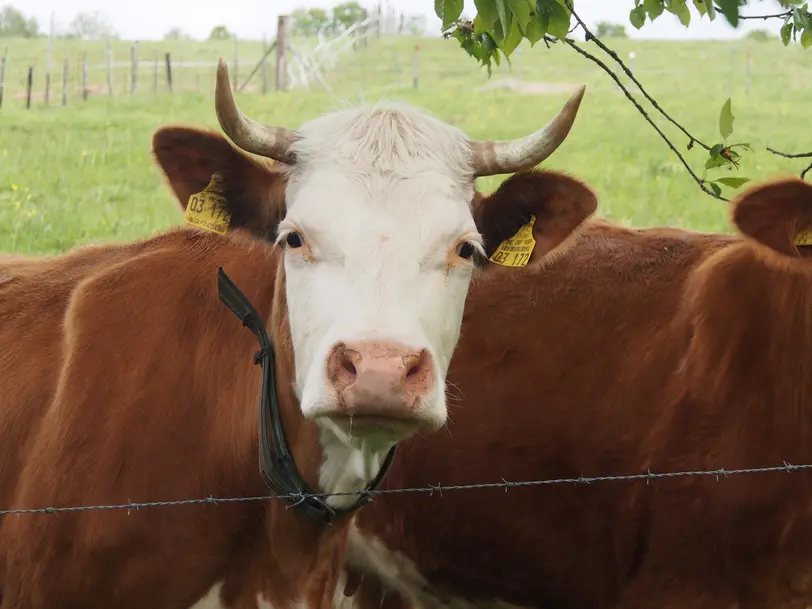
left=319, top=412, right=423, bottom=442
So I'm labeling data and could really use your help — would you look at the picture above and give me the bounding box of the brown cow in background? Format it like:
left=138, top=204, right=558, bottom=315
left=335, top=177, right=812, bottom=609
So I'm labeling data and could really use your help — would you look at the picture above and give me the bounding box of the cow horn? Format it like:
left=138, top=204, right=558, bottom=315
left=469, top=85, right=586, bottom=177
left=214, top=58, right=297, bottom=164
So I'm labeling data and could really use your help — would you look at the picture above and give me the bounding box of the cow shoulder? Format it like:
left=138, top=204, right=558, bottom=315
left=152, top=126, right=288, bottom=241
left=473, top=169, right=597, bottom=268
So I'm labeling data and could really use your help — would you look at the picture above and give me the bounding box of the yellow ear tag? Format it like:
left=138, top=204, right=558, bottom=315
left=489, top=214, right=536, bottom=267
left=796, top=230, right=812, bottom=246
left=183, top=174, right=232, bottom=235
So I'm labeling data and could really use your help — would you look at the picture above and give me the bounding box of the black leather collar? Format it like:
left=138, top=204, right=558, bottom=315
left=216, top=267, right=397, bottom=523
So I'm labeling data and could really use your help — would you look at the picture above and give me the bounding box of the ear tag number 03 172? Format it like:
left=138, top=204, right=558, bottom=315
left=183, top=174, right=232, bottom=235
left=489, top=215, right=536, bottom=268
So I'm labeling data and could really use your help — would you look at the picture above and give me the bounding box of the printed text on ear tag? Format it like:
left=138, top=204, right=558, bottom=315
left=489, top=214, right=536, bottom=267
left=796, top=229, right=812, bottom=246
left=183, top=174, right=232, bottom=235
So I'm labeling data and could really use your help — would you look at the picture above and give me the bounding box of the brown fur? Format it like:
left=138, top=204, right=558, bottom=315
left=342, top=177, right=812, bottom=609
left=0, top=128, right=597, bottom=608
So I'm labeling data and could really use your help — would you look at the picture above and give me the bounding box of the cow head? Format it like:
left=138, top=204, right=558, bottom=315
left=153, top=59, right=589, bottom=503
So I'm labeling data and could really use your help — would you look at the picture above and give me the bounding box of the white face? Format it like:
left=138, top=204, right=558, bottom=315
left=275, top=104, right=483, bottom=447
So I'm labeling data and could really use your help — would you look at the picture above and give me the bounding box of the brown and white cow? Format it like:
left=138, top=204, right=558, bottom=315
left=0, top=61, right=588, bottom=608
left=335, top=176, right=812, bottom=609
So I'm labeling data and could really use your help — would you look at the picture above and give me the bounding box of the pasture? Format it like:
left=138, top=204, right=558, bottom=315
left=1, top=31, right=811, bottom=255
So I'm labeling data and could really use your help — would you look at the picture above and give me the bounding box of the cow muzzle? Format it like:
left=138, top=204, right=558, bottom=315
left=323, top=339, right=436, bottom=440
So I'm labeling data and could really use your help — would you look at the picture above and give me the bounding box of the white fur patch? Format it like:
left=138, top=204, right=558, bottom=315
left=189, top=581, right=227, bottom=609
left=346, top=527, right=533, bottom=609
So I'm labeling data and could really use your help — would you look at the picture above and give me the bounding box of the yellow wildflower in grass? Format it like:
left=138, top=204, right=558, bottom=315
left=11, top=184, right=18, bottom=191
left=14, top=201, right=20, bottom=208
left=2, top=149, right=7, bottom=156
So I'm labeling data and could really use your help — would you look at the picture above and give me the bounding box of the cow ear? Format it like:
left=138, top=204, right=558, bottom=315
left=152, top=126, right=288, bottom=241
left=473, top=170, right=597, bottom=266
left=731, top=177, right=812, bottom=258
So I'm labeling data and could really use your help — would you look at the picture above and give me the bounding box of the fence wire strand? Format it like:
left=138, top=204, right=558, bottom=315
left=3, top=461, right=812, bottom=516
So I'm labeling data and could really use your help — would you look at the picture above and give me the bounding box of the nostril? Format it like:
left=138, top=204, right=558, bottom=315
left=402, top=348, right=432, bottom=397
left=328, top=344, right=360, bottom=393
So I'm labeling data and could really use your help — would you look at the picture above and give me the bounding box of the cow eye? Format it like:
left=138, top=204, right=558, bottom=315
left=456, top=241, right=476, bottom=260
left=285, top=232, right=303, bottom=249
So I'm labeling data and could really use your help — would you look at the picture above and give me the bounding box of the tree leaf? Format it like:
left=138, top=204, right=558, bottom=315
left=506, top=0, right=534, bottom=32
left=524, top=14, right=547, bottom=44
left=802, top=26, right=812, bottom=47
left=718, top=98, right=734, bottom=140
left=435, top=0, right=465, bottom=29
left=644, top=0, right=665, bottom=19
left=474, top=0, right=500, bottom=28
left=715, top=176, right=751, bottom=188
left=546, top=0, right=572, bottom=38
left=716, top=0, right=740, bottom=27
left=709, top=182, right=722, bottom=197
left=499, top=17, right=524, bottom=55
left=781, top=22, right=794, bottom=45
left=494, top=0, right=509, bottom=40
left=629, top=5, right=647, bottom=29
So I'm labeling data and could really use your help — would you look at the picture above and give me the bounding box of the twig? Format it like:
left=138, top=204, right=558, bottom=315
left=558, top=37, right=728, bottom=202
left=766, top=147, right=812, bottom=159
left=730, top=9, right=793, bottom=21
left=563, top=0, right=711, bottom=152
left=767, top=147, right=812, bottom=180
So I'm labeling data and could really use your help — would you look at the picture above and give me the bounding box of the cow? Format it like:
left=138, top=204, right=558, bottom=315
left=334, top=176, right=812, bottom=609
left=0, top=58, right=589, bottom=609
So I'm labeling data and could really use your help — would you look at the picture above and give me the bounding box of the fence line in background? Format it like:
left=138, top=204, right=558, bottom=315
left=0, top=10, right=405, bottom=109
left=2, top=461, right=812, bottom=516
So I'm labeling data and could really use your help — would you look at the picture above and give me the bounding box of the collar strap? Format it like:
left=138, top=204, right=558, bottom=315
left=216, top=267, right=397, bottom=524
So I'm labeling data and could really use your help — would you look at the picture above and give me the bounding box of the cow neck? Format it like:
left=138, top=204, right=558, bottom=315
left=216, top=266, right=397, bottom=524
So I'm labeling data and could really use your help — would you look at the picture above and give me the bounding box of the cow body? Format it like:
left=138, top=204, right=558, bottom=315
left=339, top=178, right=812, bottom=609
left=0, top=78, right=592, bottom=606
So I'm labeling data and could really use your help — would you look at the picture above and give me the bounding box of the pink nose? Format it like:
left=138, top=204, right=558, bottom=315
left=326, top=340, right=433, bottom=417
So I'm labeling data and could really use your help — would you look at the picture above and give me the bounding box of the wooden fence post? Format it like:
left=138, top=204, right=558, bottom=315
left=82, top=54, right=88, bottom=100
left=105, top=37, right=113, bottom=95
left=61, top=58, right=68, bottom=105
left=0, top=49, right=7, bottom=109
left=26, top=66, right=33, bottom=109
left=275, top=15, right=289, bottom=91
left=233, top=34, right=239, bottom=91
left=261, top=34, right=268, bottom=94
left=130, top=42, right=138, bottom=95
left=165, top=52, right=173, bottom=93
left=153, top=56, right=158, bottom=93
left=412, top=44, right=419, bottom=89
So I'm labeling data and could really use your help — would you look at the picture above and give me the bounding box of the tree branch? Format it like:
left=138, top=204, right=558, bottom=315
left=563, top=0, right=711, bottom=152
left=767, top=147, right=812, bottom=180
left=555, top=36, right=728, bottom=202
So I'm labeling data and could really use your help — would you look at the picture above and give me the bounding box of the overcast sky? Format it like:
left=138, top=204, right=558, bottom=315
left=20, top=0, right=788, bottom=41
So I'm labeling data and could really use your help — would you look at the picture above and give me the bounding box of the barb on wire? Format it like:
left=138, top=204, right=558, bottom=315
left=767, top=147, right=812, bottom=180
left=2, top=461, right=812, bottom=517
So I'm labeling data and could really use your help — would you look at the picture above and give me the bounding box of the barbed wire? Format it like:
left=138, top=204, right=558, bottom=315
left=3, top=461, right=812, bottom=517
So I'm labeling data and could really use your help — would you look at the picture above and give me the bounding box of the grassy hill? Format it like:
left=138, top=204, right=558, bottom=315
left=1, top=32, right=810, bottom=254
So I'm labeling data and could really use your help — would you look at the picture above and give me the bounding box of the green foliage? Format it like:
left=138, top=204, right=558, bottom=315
left=332, top=1, right=368, bottom=31
left=291, top=8, right=330, bottom=36
left=745, top=28, right=773, bottom=40
left=208, top=25, right=231, bottom=41
left=702, top=98, right=753, bottom=195
left=439, top=1, right=811, bottom=75
left=0, top=4, right=39, bottom=38
left=595, top=21, right=628, bottom=37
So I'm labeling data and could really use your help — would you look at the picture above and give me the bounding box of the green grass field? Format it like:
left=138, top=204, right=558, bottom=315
left=1, top=33, right=811, bottom=255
